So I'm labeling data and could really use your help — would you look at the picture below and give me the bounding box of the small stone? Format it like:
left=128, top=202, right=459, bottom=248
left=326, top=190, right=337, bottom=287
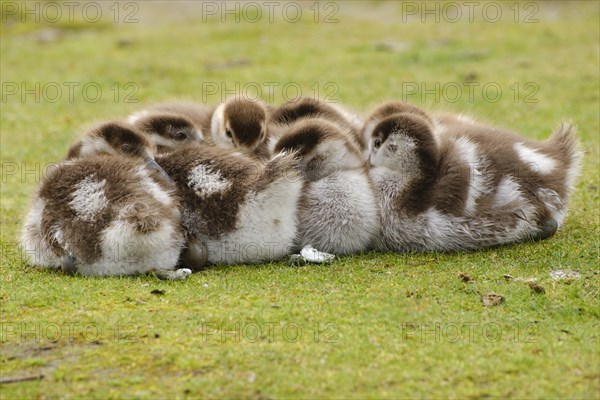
left=550, top=269, right=582, bottom=282
left=504, top=274, right=537, bottom=283
left=463, top=72, right=479, bottom=82
left=34, top=28, right=62, bottom=44
left=116, top=38, right=135, bottom=48
left=528, top=282, right=546, bottom=294
left=289, top=254, right=307, bottom=267
left=204, top=58, right=251, bottom=71
left=300, top=245, right=335, bottom=264
left=482, top=293, right=505, bottom=307
left=174, top=268, right=192, bottom=280
left=374, top=41, right=412, bottom=53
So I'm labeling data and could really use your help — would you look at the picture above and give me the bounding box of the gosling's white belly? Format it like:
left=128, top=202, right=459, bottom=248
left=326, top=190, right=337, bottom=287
left=205, top=175, right=303, bottom=264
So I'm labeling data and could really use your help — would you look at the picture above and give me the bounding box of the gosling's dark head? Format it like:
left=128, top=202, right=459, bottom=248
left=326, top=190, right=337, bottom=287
left=367, top=101, right=433, bottom=124
left=132, top=113, right=203, bottom=154
left=211, top=98, right=268, bottom=152
left=369, top=113, right=438, bottom=175
left=67, top=121, right=154, bottom=160
left=66, top=121, right=173, bottom=183
left=271, top=97, right=338, bottom=125
left=363, top=101, right=433, bottom=148
left=274, top=118, right=364, bottom=181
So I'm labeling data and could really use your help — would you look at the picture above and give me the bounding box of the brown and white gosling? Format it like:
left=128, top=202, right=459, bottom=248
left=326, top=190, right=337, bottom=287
left=70, top=119, right=208, bottom=270
left=156, top=143, right=303, bottom=265
left=273, top=118, right=379, bottom=255
left=365, top=105, right=582, bottom=252
left=130, top=112, right=205, bottom=154
left=269, top=97, right=364, bottom=151
left=22, top=121, right=189, bottom=279
left=432, top=110, right=582, bottom=232
left=210, top=97, right=271, bottom=160
left=360, top=100, right=434, bottom=155
left=128, top=98, right=271, bottom=161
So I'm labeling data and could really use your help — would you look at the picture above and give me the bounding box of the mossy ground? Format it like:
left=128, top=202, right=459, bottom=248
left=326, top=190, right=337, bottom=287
left=1, top=1, right=598, bottom=398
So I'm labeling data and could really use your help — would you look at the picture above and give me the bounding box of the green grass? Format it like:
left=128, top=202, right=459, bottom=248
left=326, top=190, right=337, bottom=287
left=1, top=1, right=599, bottom=398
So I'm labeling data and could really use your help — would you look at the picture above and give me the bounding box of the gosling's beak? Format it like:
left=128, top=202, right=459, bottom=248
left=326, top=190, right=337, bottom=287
left=144, top=156, right=174, bottom=185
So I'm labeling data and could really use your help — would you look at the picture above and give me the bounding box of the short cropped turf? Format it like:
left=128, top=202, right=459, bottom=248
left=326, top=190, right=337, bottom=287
left=1, top=1, right=598, bottom=398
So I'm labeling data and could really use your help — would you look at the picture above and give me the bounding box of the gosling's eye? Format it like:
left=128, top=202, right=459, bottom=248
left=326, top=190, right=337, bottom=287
left=174, top=131, right=188, bottom=141
left=374, top=138, right=382, bottom=149
left=225, top=129, right=233, bottom=139
left=121, top=144, right=135, bottom=153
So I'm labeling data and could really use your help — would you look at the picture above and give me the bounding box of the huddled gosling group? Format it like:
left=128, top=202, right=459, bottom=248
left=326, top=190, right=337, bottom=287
left=22, top=96, right=582, bottom=279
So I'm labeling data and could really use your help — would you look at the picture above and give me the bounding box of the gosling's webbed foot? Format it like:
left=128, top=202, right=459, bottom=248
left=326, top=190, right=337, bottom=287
left=530, top=218, right=559, bottom=241
left=182, top=241, right=208, bottom=272
left=61, top=255, right=78, bottom=275
left=153, top=268, right=192, bottom=281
